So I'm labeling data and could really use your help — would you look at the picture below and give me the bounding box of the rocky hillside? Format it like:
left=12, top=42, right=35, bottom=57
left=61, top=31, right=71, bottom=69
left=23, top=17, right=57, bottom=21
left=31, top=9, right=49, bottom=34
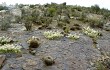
left=0, top=2, right=110, bottom=70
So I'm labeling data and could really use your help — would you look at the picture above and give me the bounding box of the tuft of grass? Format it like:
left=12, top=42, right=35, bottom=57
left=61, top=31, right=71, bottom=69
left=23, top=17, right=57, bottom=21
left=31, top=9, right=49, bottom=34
left=43, top=31, right=63, bottom=40
left=0, top=44, right=22, bottom=54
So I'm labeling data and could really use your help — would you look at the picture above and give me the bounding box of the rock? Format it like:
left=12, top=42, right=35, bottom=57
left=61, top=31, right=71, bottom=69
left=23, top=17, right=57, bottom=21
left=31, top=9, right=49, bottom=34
left=104, top=23, right=110, bottom=31
left=0, top=55, right=6, bottom=68
left=29, top=50, right=36, bottom=55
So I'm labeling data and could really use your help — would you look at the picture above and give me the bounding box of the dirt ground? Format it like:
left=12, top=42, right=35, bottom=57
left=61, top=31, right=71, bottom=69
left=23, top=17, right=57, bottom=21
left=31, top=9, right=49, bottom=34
left=0, top=24, right=110, bottom=70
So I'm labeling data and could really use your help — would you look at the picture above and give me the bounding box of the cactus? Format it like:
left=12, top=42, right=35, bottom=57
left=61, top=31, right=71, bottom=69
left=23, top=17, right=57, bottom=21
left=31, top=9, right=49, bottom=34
left=27, top=36, right=40, bottom=48
left=42, top=56, right=55, bottom=66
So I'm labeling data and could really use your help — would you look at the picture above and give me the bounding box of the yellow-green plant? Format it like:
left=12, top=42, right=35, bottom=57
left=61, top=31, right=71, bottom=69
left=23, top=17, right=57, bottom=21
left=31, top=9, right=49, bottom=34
left=66, top=34, right=80, bottom=40
left=0, top=36, right=13, bottom=45
left=83, top=27, right=101, bottom=38
left=0, top=44, right=22, bottom=53
left=44, top=31, right=63, bottom=40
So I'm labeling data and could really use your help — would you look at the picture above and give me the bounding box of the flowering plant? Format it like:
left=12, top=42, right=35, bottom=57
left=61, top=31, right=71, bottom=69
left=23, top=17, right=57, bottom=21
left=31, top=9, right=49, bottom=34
left=44, top=31, right=63, bottom=40
left=0, top=36, right=13, bottom=45
left=66, top=34, right=79, bottom=40
left=0, top=44, right=22, bottom=53
left=83, top=27, right=100, bottom=38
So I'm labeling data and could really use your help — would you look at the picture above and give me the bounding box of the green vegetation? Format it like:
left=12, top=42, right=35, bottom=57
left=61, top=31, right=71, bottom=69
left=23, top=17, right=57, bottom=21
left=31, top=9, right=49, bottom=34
left=10, top=3, right=109, bottom=31
left=0, top=15, right=11, bottom=30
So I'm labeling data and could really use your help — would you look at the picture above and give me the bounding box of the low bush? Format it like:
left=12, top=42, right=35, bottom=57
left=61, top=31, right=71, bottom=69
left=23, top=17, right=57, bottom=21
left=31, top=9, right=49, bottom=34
left=0, top=16, right=11, bottom=30
left=24, top=22, right=32, bottom=31
left=57, top=22, right=66, bottom=28
left=86, top=18, right=106, bottom=28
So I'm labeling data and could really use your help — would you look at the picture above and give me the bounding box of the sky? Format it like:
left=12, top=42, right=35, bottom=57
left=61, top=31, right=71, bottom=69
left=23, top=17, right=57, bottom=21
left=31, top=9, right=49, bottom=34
left=0, top=0, right=110, bottom=10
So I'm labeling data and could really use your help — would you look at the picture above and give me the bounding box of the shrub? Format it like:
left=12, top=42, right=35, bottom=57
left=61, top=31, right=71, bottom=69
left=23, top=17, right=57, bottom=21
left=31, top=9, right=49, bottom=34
left=63, top=26, right=70, bottom=33
left=66, top=34, right=80, bottom=40
left=27, top=36, right=40, bottom=48
left=83, top=27, right=101, bottom=38
left=47, top=7, right=56, bottom=17
left=57, top=21, right=66, bottom=28
left=86, top=17, right=106, bottom=28
left=0, top=16, right=11, bottom=30
left=90, top=4, right=100, bottom=14
left=23, top=16, right=33, bottom=31
left=24, top=22, right=32, bottom=31
left=70, top=24, right=82, bottom=31
left=0, top=36, right=13, bottom=45
left=0, top=44, right=22, bottom=53
left=43, top=31, right=63, bottom=40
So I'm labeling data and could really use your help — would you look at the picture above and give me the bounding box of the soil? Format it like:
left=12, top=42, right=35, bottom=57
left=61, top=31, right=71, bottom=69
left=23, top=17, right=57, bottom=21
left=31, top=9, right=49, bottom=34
left=0, top=24, right=110, bottom=70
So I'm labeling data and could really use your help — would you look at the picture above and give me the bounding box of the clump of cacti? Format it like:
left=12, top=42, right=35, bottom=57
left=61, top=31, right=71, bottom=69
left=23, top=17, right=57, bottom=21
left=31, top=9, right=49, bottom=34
left=27, top=36, right=40, bottom=48
left=42, top=56, right=55, bottom=66
left=83, top=26, right=101, bottom=38
left=44, top=31, right=63, bottom=40
left=66, top=34, right=80, bottom=40
left=0, top=36, right=13, bottom=45
left=0, top=44, right=22, bottom=53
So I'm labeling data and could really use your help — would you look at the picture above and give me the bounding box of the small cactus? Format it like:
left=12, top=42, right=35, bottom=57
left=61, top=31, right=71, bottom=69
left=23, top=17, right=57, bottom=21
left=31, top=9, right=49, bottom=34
left=42, top=56, right=55, bottom=66
left=27, top=36, right=40, bottom=48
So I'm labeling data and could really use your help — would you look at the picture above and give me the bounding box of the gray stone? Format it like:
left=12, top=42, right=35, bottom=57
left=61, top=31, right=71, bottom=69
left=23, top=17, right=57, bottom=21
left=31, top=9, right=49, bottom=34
left=0, top=55, right=6, bottom=68
left=104, top=23, right=110, bottom=31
